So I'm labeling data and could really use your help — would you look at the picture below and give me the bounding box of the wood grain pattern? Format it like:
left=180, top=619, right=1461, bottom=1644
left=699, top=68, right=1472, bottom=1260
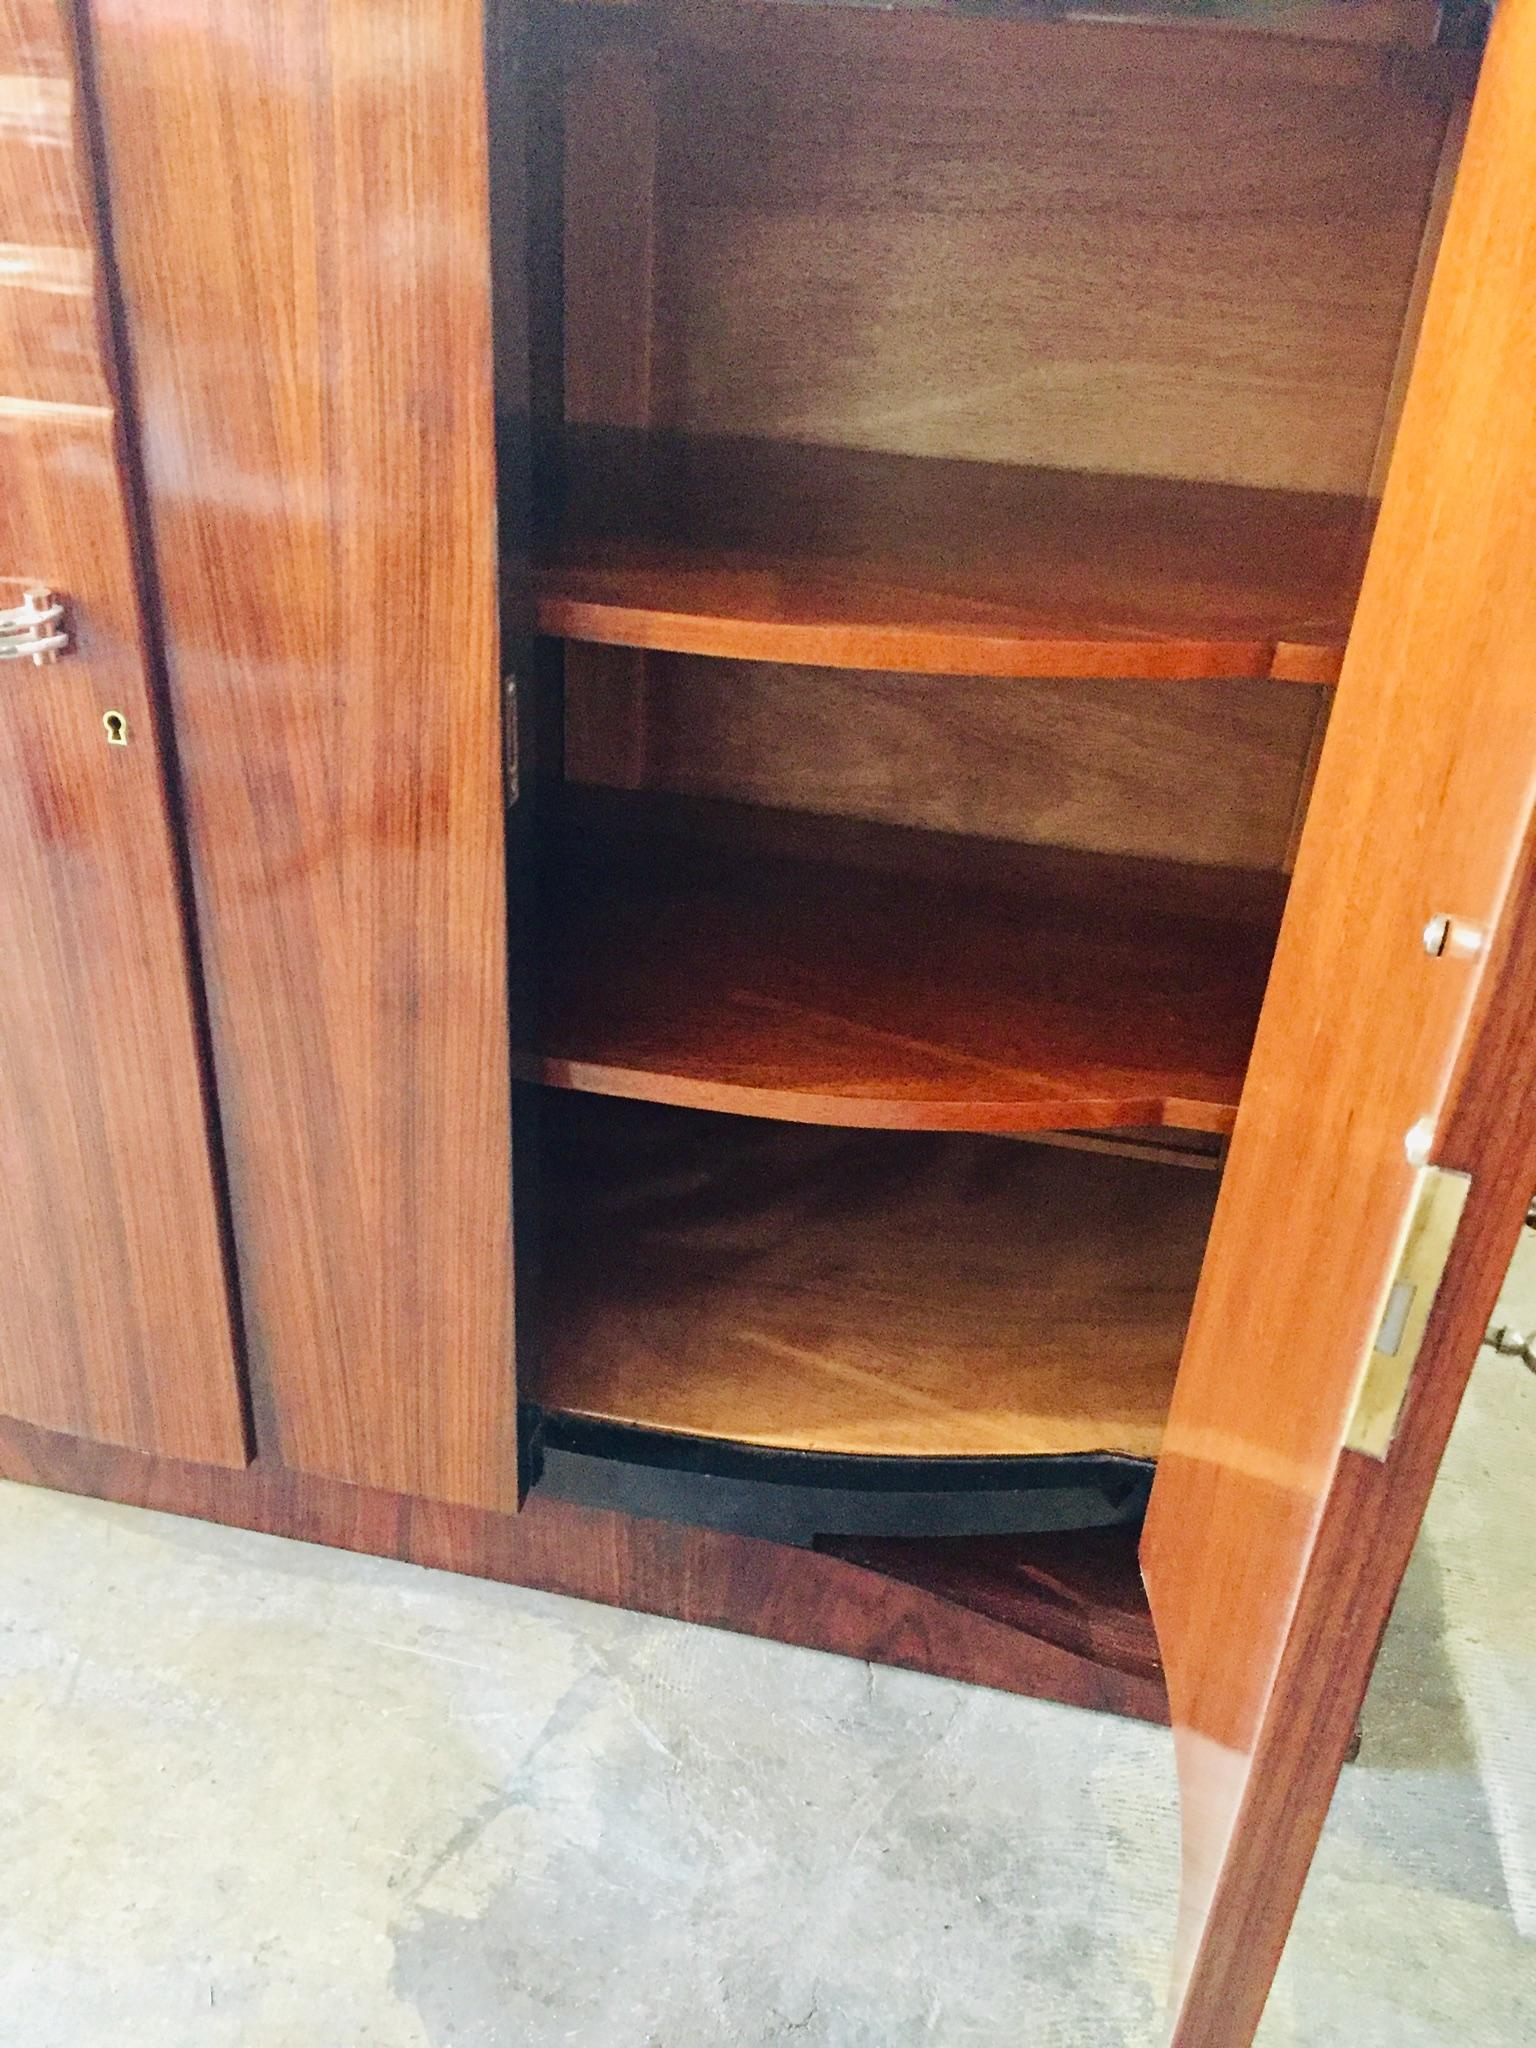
left=819, top=1527, right=1164, bottom=1696
left=1163, top=823, right=1536, bottom=2045
left=1365, top=87, right=1473, bottom=498
left=0, top=411, right=246, bottom=1463
left=0, top=3, right=108, bottom=407
left=562, top=29, right=655, bottom=430
left=637, top=6, right=1458, bottom=493
left=558, top=26, right=657, bottom=817
left=1141, top=3, right=1536, bottom=2033
left=565, top=655, right=1332, bottom=873
left=90, top=0, right=516, bottom=1507
left=536, top=1094, right=1215, bottom=1458
left=537, top=801, right=1278, bottom=1133
left=2, top=0, right=75, bottom=70
left=0, top=1412, right=1170, bottom=1725
left=539, top=430, right=1370, bottom=684
left=0, top=0, right=244, bottom=1462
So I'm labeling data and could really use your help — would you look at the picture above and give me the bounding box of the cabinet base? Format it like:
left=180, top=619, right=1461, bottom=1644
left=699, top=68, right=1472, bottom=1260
left=0, top=1418, right=1168, bottom=1725
left=536, top=1410, right=1154, bottom=1544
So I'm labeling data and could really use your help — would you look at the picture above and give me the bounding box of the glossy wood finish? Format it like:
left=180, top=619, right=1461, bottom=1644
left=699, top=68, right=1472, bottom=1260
left=0, top=8, right=106, bottom=408
left=1142, top=4, right=1536, bottom=2033
left=538, top=800, right=1279, bottom=1133
left=0, top=1414, right=1170, bottom=1724
left=0, top=416, right=247, bottom=1463
left=0, top=0, right=244, bottom=1462
left=536, top=1094, right=1216, bottom=1458
left=820, top=1528, right=1164, bottom=1706
left=1163, top=817, right=1536, bottom=2047
left=539, top=432, right=1369, bottom=685
left=89, top=0, right=517, bottom=1507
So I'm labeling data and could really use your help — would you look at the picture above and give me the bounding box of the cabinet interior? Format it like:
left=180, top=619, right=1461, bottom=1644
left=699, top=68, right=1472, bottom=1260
left=539, top=1092, right=1217, bottom=1460
left=507, top=0, right=1480, bottom=1493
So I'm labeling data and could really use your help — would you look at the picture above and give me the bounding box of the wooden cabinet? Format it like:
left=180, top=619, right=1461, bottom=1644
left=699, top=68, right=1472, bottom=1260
left=3, top=0, right=1534, bottom=2040
left=87, top=0, right=518, bottom=1508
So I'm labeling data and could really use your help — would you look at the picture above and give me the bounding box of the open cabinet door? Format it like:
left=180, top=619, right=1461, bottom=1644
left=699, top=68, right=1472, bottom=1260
left=81, top=0, right=521, bottom=1508
left=0, top=0, right=246, bottom=1463
left=1142, top=4, right=1536, bottom=2040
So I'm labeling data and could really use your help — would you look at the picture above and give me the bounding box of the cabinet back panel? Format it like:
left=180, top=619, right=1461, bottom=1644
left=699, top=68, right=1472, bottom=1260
left=618, top=8, right=1461, bottom=491
left=565, top=654, right=1328, bottom=871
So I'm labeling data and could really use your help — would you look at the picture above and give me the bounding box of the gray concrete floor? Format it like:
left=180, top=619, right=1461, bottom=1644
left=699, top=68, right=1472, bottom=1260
left=1, top=1252, right=1533, bottom=2045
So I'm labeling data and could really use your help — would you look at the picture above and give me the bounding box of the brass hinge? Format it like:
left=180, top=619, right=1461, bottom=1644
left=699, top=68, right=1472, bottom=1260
left=1346, top=1165, right=1473, bottom=1459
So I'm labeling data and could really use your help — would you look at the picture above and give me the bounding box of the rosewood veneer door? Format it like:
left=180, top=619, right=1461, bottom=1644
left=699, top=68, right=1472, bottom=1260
left=0, top=0, right=244, bottom=1461
left=1143, top=4, right=1536, bottom=2040
left=85, top=0, right=518, bottom=1508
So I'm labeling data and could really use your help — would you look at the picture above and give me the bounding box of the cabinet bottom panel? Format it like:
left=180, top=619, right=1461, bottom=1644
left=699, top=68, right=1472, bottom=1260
left=536, top=1093, right=1217, bottom=1462
left=0, top=1420, right=1168, bottom=1725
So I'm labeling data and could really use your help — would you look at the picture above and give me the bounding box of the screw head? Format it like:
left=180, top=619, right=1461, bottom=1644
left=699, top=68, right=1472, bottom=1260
left=1405, top=1117, right=1436, bottom=1166
left=1423, top=913, right=1486, bottom=960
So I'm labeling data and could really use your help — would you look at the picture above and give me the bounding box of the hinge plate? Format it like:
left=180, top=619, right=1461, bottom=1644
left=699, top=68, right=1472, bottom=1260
left=1346, top=1164, right=1473, bottom=1460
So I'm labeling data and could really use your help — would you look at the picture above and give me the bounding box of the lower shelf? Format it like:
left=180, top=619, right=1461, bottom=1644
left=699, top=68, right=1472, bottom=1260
left=536, top=1092, right=1218, bottom=1464
left=537, top=800, right=1281, bottom=1135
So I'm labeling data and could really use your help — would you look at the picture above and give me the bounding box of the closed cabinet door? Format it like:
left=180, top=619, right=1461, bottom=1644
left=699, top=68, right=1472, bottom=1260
left=86, top=0, right=520, bottom=1508
left=1143, top=3, right=1536, bottom=2039
left=0, top=2, right=246, bottom=1463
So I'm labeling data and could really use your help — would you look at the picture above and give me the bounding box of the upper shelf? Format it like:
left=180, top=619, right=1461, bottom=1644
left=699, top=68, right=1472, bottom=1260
left=534, top=430, right=1374, bottom=685
left=558, top=0, right=1457, bottom=56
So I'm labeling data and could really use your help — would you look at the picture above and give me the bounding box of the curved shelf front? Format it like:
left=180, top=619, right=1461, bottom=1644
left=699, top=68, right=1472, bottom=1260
left=534, top=429, right=1370, bottom=685
left=536, top=804, right=1280, bottom=1137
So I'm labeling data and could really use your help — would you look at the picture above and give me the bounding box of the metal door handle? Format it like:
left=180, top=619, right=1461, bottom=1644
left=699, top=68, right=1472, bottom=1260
left=0, top=589, right=69, bottom=664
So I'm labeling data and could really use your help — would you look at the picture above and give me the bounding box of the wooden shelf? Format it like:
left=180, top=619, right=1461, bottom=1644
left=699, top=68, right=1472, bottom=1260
left=537, top=1094, right=1217, bottom=1460
left=534, top=430, right=1373, bottom=685
left=535, top=800, right=1281, bottom=1135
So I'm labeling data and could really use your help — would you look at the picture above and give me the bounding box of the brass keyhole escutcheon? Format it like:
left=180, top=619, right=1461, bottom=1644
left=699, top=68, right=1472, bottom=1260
left=102, top=710, right=129, bottom=746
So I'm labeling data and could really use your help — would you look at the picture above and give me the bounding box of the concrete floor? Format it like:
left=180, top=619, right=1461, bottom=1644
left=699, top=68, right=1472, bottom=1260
left=1, top=1261, right=1533, bottom=2045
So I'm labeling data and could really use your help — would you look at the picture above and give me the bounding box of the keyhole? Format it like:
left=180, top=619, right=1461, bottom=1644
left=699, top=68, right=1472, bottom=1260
left=102, top=710, right=128, bottom=746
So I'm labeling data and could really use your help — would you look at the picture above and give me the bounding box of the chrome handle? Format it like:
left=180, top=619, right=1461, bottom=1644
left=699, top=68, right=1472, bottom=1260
left=0, top=589, right=69, bottom=664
